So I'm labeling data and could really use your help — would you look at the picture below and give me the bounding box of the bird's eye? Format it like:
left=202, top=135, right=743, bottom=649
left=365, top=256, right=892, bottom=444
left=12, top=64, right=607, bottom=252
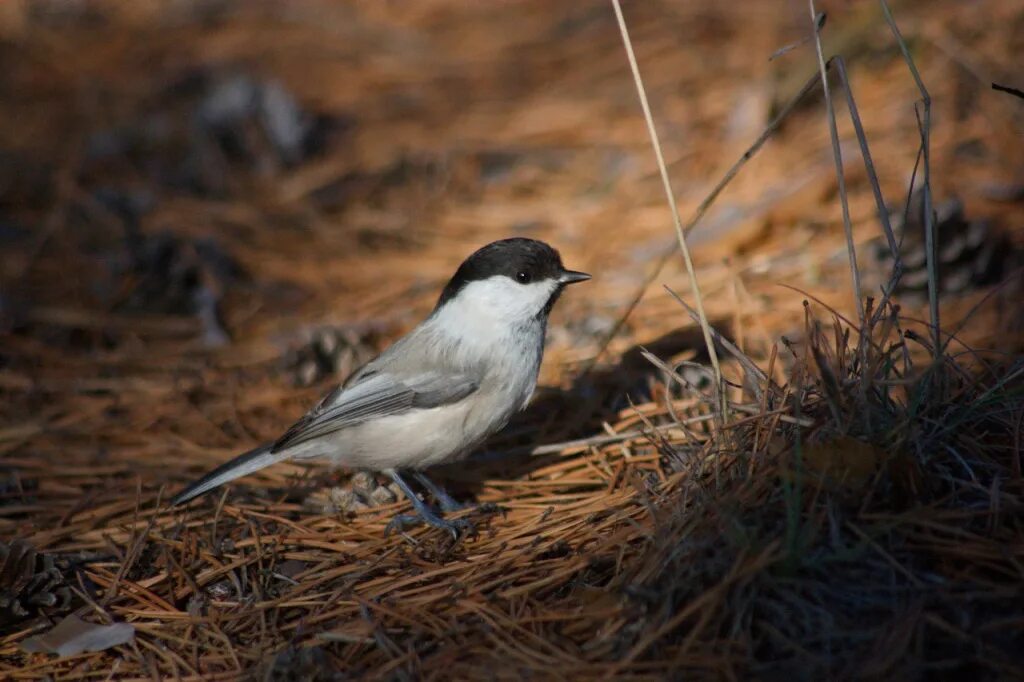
left=515, top=271, right=531, bottom=284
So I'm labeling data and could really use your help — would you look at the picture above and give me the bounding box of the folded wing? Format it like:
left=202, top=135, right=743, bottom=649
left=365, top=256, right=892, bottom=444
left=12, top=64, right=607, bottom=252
left=271, top=370, right=478, bottom=453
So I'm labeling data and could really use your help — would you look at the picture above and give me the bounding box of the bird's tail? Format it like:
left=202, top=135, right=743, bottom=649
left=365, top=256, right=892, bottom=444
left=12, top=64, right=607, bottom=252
left=171, top=444, right=283, bottom=506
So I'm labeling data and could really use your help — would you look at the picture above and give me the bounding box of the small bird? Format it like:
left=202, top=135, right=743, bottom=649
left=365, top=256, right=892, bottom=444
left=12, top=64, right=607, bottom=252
left=171, top=238, right=590, bottom=536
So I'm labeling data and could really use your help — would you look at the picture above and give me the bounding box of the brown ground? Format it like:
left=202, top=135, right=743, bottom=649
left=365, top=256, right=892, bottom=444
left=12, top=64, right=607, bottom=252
left=1, top=0, right=1022, bottom=679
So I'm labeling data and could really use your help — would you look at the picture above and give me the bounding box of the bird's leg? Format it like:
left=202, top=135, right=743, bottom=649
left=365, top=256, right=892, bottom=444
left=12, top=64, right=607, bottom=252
left=416, top=472, right=504, bottom=521
left=413, top=472, right=465, bottom=512
left=384, top=470, right=473, bottom=540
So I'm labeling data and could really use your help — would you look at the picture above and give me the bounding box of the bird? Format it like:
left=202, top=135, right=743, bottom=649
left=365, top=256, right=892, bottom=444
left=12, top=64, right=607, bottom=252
left=170, top=238, right=590, bottom=537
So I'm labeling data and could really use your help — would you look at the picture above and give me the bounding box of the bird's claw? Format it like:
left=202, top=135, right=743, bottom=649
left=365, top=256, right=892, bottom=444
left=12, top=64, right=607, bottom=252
left=476, top=502, right=507, bottom=519
left=384, top=512, right=476, bottom=540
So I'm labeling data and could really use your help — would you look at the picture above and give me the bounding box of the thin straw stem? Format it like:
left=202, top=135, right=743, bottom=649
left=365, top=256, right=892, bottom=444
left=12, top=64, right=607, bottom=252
left=809, top=0, right=864, bottom=329
left=609, top=0, right=727, bottom=421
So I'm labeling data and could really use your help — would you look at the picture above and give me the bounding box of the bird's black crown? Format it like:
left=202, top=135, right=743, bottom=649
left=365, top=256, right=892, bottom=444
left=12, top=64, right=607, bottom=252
left=435, top=238, right=567, bottom=308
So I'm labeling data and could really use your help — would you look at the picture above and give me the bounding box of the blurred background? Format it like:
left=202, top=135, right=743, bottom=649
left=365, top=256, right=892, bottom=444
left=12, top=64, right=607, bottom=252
left=1, top=0, right=1022, bottom=677
left=2, top=0, right=1020, bottom=377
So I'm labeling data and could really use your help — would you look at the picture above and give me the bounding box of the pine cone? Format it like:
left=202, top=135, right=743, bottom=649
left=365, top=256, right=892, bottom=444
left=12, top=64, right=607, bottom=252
left=288, top=326, right=379, bottom=387
left=0, top=540, right=72, bottom=628
left=872, top=189, right=1021, bottom=300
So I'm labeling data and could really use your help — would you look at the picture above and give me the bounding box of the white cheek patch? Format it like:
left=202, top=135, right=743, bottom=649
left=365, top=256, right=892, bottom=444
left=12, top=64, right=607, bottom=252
left=436, top=276, right=556, bottom=334
left=460, top=277, right=555, bottom=320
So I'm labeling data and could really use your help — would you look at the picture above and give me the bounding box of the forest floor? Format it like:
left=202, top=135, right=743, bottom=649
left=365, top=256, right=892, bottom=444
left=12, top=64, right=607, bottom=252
left=1, top=0, right=1022, bottom=679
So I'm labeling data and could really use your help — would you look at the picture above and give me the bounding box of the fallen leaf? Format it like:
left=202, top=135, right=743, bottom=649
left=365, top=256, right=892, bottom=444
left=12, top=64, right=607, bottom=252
left=20, top=614, right=134, bottom=657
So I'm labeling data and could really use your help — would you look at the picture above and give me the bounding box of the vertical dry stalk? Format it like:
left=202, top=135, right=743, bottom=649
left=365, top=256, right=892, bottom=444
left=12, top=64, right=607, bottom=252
left=828, top=56, right=901, bottom=400
left=609, top=0, right=726, bottom=420
left=879, top=0, right=940, bottom=360
left=832, top=58, right=900, bottom=262
left=808, top=1, right=864, bottom=330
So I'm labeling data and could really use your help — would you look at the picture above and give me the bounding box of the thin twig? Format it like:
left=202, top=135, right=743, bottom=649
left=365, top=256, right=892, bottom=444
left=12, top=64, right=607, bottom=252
left=639, top=349, right=813, bottom=428
left=832, top=57, right=899, bottom=261
left=520, top=417, right=718, bottom=457
left=609, top=0, right=725, bottom=420
left=662, top=285, right=768, bottom=401
left=991, top=82, right=1024, bottom=100
left=808, top=1, right=863, bottom=329
left=770, top=11, right=827, bottom=61
left=879, top=0, right=939, bottom=360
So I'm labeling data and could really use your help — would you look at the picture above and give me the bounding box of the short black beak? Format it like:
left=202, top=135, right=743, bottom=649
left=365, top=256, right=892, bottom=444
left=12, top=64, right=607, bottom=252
left=558, top=269, right=591, bottom=285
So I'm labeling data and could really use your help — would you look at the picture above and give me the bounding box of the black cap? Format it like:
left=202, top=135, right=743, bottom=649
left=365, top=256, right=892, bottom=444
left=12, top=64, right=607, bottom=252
left=435, top=238, right=590, bottom=309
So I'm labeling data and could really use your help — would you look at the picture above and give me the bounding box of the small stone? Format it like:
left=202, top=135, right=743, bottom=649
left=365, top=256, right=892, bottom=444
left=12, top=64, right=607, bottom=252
left=329, top=487, right=367, bottom=513
left=186, top=595, right=205, bottom=617
left=679, top=364, right=713, bottom=390
left=329, top=487, right=356, bottom=509
left=350, top=471, right=377, bottom=496
left=302, top=493, right=330, bottom=514
left=313, top=328, right=339, bottom=356
left=206, top=580, right=233, bottom=601
left=296, top=361, right=320, bottom=387
left=259, top=80, right=310, bottom=165
left=368, top=485, right=396, bottom=506
left=274, top=559, right=307, bottom=581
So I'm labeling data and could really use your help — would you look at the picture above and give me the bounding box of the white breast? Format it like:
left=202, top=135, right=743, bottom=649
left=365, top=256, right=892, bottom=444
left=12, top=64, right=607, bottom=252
left=429, top=275, right=556, bottom=352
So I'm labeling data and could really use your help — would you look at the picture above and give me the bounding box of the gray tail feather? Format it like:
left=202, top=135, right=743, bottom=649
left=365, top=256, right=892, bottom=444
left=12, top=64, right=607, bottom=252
left=171, top=444, right=281, bottom=506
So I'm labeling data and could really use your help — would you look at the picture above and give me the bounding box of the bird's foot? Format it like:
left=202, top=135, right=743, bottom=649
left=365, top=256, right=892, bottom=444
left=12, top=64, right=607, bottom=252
left=384, top=510, right=476, bottom=540
left=386, top=469, right=493, bottom=539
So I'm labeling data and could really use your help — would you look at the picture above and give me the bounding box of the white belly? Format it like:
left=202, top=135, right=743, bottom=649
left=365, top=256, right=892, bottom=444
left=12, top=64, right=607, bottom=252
left=328, top=400, right=498, bottom=470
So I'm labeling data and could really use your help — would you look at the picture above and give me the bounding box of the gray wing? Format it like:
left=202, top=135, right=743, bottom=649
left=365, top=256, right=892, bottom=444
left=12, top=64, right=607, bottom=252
left=271, top=369, right=478, bottom=453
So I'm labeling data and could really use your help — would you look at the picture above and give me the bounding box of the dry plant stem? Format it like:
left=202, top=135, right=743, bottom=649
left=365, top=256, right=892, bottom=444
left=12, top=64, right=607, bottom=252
left=523, top=417, right=718, bottom=457
left=770, top=12, right=825, bottom=62
left=609, top=0, right=726, bottom=421
left=868, top=139, right=923, bottom=330
left=638, top=349, right=813, bottom=427
left=808, top=0, right=863, bottom=330
left=879, top=0, right=939, bottom=360
left=662, top=285, right=768, bottom=400
left=992, top=82, right=1024, bottom=100
left=808, top=3, right=877, bottom=430
left=103, top=484, right=162, bottom=608
left=832, top=58, right=899, bottom=260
